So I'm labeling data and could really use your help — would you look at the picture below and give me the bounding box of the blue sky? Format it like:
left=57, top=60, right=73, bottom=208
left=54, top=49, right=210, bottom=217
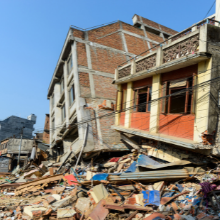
left=0, top=0, right=216, bottom=132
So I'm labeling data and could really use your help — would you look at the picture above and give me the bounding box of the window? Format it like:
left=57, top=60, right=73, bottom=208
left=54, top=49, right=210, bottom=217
left=62, top=104, right=66, bottom=122
left=69, top=85, right=75, bottom=105
left=133, top=86, right=152, bottom=112
left=60, top=78, right=64, bottom=94
left=161, top=77, right=193, bottom=114
left=67, top=55, right=73, bottom=75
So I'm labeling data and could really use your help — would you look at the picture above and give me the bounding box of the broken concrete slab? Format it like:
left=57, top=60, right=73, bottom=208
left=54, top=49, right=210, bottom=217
left=57, top=207, right=76, bottom=218
left=23, top=205, right=47, bottom=218
left=75, top=197, right=91, bottom=213
left=51, top=195, right=77, bottom=210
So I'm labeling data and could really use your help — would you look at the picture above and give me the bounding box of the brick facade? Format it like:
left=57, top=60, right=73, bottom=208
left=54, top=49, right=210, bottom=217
left=79, top=72, right=91, bottom=97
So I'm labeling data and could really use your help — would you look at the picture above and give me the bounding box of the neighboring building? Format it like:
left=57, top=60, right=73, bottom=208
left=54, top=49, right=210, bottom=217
left=0, top=114, right=36, bottom=142
left=35, top=114, right=50, bottom=144
left=112, top=13, right=220, bottom=159
left=47, top=15, right=177, bottom=158
left=0, top=137, right=49, bottom=172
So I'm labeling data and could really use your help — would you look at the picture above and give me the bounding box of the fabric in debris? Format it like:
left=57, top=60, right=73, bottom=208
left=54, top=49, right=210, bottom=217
left=137, top=155, right=160, bottom=167
left=176, top=184, right=184, bottom=192
left=199, top=182, right=217, bottom=198
left=162, top=191, right=175, bottom=198
left=125, top=161, right=137, bottom=173
left=109, top=157, right=120, bottom=162
left=142, top=190, right=160, bottom=206
left=91, top=173, right=109, bottom=181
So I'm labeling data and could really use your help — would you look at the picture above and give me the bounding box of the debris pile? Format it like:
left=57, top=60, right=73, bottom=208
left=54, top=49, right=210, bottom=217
left=0, top=150, right=220, bottom=220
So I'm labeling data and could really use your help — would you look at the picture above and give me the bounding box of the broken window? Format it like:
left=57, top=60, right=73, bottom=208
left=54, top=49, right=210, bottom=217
left=134, top=86, right=152, bottom=112
left=161, top=77, right=193, bottom=114
left=69, top=85, right=75, bottom=105
left=67, top=54, right=73, bottom=75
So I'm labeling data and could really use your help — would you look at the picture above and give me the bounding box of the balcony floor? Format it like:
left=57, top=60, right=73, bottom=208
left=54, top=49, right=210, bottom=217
left=112, top=125, right=198, bottom=150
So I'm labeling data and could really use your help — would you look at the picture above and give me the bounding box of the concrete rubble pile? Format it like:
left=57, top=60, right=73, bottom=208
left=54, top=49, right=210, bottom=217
left=0, top=149, right=220, bottom=220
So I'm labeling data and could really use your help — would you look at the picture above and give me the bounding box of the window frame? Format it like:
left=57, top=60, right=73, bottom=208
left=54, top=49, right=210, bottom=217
left=161, top=77, right=194, bottom=115
left=133, top=85, right=152, bottom=113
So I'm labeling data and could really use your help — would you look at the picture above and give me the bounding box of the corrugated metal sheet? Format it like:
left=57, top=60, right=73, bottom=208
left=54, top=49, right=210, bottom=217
left=109, top=169, right=188, bottom=182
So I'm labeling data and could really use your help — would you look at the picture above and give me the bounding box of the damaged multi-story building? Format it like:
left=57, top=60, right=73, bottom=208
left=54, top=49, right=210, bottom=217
left=47, top=15, right=177, bottom=160
left=112, top=9, right=220, bottom=161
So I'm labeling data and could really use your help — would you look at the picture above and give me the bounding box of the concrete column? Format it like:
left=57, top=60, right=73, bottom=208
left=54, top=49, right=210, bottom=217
left=85, top=31, right=96, bottom=98
left=149, top=74, right=161, bottom=133
left=124, top=82, right=133, bottom=128
left=71, top=42, right=94, bottom=150
left=199, top=25, right=207, bottom=53
left=119, top=21, right=130, bottom=61
left=156, top=46, right=163, bottom=67
left=115, top=68, right=119, bottom=80
left=216, top=0, right=220, bottom=25
left=63, top=62, right=70, bottom=126
left=115, top=84, right=122, bottom=126
left=131, top=60, right=136, bottom=75
left=194, top=59, right=212, bottom=142
left=54, top=83, right=62, bottom=137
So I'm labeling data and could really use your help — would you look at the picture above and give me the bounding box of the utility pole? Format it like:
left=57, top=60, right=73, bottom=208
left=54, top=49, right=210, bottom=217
left=216, top=0, right=220, bottom=25
left=17, top=126, right=25, bottom=168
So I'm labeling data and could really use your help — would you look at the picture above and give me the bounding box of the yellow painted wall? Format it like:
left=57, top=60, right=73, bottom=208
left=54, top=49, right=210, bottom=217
left=115, top=84, right=122, bottom=126
left=149, top=74, right=161, bottom=133
left=193, top=58, right=212, bottom=142
left=124, top=82, right=133, bottom=128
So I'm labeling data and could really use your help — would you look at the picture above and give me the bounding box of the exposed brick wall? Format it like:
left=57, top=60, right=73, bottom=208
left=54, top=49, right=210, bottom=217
left=73, top=29, right=84, bottom=39
left=90, top=46, right=127, bottom=74
left=88, top=22, right=123, bottom=50
left=77, top=42, right=88, bottom=67
left=79, top=72, right=91, bottom=97
left=141, top=17, right=177, bottom=36
left=161, top=25, right=178, bottom=35
left=42, top=114, right=50, bottom=144
left=149, top=42, right=160, bottom=51
left=125, top=34, right=149, bottom=55
left=121, top=22, right=145, bottom=36
left=146, top=31, right=164, bottom=43
left=98, top=109, right=122, bottom=150
left=93, top=74, right=116, bottom=100
left=142, top=17, right=160, bottom=30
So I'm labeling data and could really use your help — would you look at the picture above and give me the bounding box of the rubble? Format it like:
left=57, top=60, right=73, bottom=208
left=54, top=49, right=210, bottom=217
left=0, top=149, right=219, bottom=220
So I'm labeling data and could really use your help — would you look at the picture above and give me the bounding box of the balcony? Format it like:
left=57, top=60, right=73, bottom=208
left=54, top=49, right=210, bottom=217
left=115, top=19, right=218, bottom=84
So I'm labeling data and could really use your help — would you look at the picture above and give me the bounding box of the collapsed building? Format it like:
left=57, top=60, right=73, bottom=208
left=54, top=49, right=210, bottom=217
left=47, top=14, right=177, bottom=160
left=112, top=14, right=220, bottom=160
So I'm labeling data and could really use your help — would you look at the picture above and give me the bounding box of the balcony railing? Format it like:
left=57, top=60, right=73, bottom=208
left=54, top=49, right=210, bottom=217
left=116, top=19, right=219, bottom=81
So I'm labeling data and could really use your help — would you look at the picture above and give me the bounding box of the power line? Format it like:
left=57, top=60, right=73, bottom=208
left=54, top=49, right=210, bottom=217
left=36, top=72, right=220, bottom=134
left=204, top=0, right=216, bottom=19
